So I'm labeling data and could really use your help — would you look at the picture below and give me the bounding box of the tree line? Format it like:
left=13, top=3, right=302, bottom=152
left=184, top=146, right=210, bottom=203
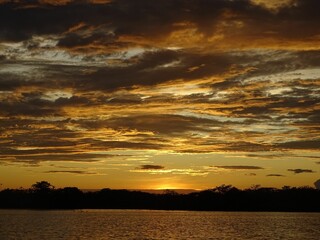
left=0, top=181, right=319, bottom=212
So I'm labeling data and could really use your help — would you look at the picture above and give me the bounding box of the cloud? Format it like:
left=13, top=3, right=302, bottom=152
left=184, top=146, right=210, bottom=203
left=0, top=0, right=319, bottom=49
left=245, top=173, right=257, bottom=176
left=73, top=50, right=237, bottom=91
left=244, top=153, right=290, bottom=159
left=276, top=140, right=320, bottom=151
left=44, top=170, right=97, bottom=175
left=218, top=142, right=272, bottom=152
left=137, top=165, right=165, bottom=170
left=314, top=179, right=320, bottom=190
left=0, top=0, right=319, bottom=168
left=214, top=165, right=264, bottom=170
left=266, top=174, right=285, bottom=177
left=251, top=0, right=295, bottom=9
left=79, top=113, right=219, bottom=135
left=288, top=169, right=316, bottom=174
left=132, top=167, right=208, bottom=176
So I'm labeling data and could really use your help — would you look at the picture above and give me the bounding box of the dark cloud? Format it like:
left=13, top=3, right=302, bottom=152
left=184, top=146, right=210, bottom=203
left=266, top=174, right=285, bottom=177
left=218, top=142, right=272, bottom=152
left=0, top=55, right=6, bottom=61
left=92, top=140, right=166, bottom=150
left=0, top=75, right=25, bottom=91
left=77, top=50, right=235, bottom=91
left=288, top=169, right=315, bottom=174
left=277, top=140, right=320, bottom=151
left=137, top=165, right=165, bottom=170
left=0, top=50, right=243, bottom=93
left=295, top=50, right=320, bottom=67
left=58, top=32, right=116, bottom=48
left=0, top=137, right=165, bottom=164
left=277, top=0, right=320, bottom=39
left=105, top=94, right=143, bottom=105
left=0, top=0, right=318, bottom=44
left=54, top=96, right=92, bottom=106
left=77, top=114, right=218, bottom=135
left=44, top=170, right=96, bottom=175
left=214, top=165, right=264, bottom=170
left=0, top=101, right=60, bottom=117
left=314, top=179, right=320, bottom=190
left=245, top=153, right=289, bottom=159
left=0, top=1, right=83, bottom=41
left=0, top=153, right=113, bottom=165
left=1, top=49, right=318, bottom=93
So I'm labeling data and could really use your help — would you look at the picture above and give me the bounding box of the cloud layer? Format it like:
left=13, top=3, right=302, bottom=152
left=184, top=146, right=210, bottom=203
left=0, top=0, right=319, bottom=182
left=214, top=166, right=264, bottom=170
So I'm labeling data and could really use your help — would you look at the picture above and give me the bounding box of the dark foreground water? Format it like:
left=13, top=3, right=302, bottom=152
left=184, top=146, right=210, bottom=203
left=0, top=210, right=319, bottom=240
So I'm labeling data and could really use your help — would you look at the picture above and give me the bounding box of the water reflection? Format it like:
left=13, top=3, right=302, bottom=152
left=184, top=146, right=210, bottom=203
left=0, top=210, right=319, bottom=239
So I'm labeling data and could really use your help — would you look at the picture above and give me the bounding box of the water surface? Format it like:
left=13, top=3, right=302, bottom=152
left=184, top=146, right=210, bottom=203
left=0, top=209, right=319, bottom=239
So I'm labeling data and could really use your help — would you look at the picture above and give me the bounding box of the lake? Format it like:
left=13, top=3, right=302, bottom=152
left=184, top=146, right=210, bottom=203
left=0, top=209, right=319, bottom=239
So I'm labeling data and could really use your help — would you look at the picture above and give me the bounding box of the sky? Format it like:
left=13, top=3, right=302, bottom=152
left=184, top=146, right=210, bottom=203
left=0, top=0, right=319, bottom=190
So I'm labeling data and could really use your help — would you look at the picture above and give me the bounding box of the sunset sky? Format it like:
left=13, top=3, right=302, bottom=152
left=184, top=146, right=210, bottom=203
left=0, top=0, right=319, bottom=190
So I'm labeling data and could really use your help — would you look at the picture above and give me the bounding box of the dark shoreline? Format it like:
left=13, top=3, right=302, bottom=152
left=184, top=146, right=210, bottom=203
left=1, top=184, right=320, bottom=212
left=1, top=208, right=320, bottom=213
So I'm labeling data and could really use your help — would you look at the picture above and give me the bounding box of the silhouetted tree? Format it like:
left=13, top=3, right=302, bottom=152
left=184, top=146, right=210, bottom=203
left=31, top=181, right=54, bottom=192
left=163, top=189, right=178, bottom=196
left=247, top=184, right=261, bottom=191
left=214, top=184, right=234, bottom=194
left=0, top=182, right=319, bottom=211
left=314, top=179, right=320, bottom=190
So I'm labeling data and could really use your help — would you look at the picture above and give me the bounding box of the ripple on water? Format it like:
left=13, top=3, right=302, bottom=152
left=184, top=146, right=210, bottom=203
left=0, top=210, right=320, bottom=240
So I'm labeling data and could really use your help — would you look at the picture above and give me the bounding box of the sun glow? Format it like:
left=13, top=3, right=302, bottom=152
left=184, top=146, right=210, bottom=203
left=154, top=182, right=189, bottom=190
left=155, top=184, right=176, bottom=190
